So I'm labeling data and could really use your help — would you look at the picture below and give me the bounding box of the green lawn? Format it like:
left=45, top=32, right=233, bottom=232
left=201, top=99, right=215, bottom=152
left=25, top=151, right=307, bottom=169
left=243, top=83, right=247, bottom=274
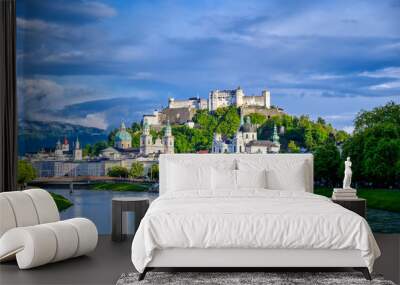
left=314, top=187, right=400, bottom=213
left=50, top=192, right=73, bottom=212
left=91, top=182, right=151, bottom=192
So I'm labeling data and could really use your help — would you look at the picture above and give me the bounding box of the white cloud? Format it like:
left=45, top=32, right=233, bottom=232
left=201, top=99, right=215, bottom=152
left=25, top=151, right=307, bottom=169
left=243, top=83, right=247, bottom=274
left=359, top=67, right=400, bottom=79
left=43, top=51, right=87, bottom=63
left=26, top=112, right=108, bottom=130
left=67, top=113, right=108, bottom=129
left=61, top=1, right=117, bottom=19
left=324, top=113, right=356, bottom=121
left=128, top=72, right=154, bottom=80
left=369, top=81, right=400, bottom=90
left=342, top=125, right=355, bottom=134
left=17, top=17, right=84, bottom=40
left=309, top=74, right=345, bottom=80
left=17, top=18, right=52, bottom=31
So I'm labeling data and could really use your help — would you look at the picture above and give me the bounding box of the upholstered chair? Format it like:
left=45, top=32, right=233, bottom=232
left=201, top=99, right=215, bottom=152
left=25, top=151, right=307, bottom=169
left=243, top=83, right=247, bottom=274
left=0, top=188, right=98, bottom=269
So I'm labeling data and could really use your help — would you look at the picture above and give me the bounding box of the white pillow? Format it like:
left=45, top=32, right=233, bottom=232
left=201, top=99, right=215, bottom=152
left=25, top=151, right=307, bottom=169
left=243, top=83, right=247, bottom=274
left=212, top=168, right=237, bottom=191
left=167, top=163, right=212, bottom=192
left=236, top=169, right=267, bottom=189
left=266, top=161, right=307, bottom=191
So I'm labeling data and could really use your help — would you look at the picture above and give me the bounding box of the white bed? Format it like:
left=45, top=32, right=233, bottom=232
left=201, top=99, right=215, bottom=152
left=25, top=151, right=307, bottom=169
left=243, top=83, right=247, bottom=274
left=131, top=154, right=380, bottom=280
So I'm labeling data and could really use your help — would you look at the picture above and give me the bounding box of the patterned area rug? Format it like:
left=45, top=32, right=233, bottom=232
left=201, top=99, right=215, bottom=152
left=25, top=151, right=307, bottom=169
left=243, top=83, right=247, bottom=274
left=116, top=272, right=395, bottom=285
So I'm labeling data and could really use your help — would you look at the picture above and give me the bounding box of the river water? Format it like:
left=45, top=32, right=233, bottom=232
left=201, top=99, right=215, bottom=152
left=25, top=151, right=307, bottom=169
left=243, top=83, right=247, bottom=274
left=47, top=188, right=158, bottom=234
left=47, top=188, right=400, bottom=234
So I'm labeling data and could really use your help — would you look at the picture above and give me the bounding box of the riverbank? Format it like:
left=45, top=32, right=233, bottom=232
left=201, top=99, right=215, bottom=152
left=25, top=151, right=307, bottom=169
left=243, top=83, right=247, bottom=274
left=50, top=192, right=73, bottom=211
left=314, top=187, right=400, bottom=212
left=90, top=182, right=153, bottom=192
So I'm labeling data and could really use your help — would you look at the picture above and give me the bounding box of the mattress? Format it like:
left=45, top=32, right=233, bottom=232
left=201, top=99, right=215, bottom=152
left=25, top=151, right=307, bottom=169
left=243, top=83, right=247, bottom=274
left=131, top=190, right=380, bottom=273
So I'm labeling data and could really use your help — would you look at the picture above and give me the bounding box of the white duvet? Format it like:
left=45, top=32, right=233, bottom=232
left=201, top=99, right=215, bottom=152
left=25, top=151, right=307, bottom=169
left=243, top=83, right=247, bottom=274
left=131, top=190, right=380, bottom=273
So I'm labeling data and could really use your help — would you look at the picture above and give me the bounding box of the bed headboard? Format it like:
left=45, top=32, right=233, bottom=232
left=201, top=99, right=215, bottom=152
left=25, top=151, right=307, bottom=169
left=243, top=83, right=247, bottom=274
left=159, top=154, right=314, bottom=195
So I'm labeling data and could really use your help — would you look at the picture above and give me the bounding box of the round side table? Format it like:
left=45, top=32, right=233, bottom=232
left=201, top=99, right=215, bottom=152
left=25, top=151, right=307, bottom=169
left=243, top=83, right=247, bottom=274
left=111, top=197, right=149, bottom=242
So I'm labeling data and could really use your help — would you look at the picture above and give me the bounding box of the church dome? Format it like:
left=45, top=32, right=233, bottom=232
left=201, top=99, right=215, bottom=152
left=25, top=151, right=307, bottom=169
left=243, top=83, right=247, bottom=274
left=115, top=131, right=131, bottom=141
left=115, top=122, right=132, bottom=142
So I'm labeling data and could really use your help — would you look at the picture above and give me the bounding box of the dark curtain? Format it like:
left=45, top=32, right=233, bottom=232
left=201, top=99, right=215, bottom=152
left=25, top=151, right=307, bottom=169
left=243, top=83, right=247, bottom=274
left=0, top=0, right=17, bottom=192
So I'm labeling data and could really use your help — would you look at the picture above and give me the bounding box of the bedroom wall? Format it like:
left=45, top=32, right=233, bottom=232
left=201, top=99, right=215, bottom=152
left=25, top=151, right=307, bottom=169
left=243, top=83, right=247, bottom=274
left=16, top=0, right=400, bottom=234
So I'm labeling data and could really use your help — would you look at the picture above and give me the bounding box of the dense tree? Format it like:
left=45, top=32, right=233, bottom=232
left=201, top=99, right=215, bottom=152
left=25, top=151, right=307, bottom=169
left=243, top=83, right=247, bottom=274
left=131, top=122, right=142, bottom=132
left=287, top=140, right=300, bottom=153
left=92, top=141, right=108, bottom=156
left=83, top=141, right=108, bottom=157
left=354, top=101, right=400, bottom=131
left=258, top=113, right=335, bottom=153
left=193, top=109, right=218, bottom=131
left=83, top=144, right=92, bottom=158
left=150, top=164, right=159, bottom=180
left=342, top=102, right=400, bottom=187
left=17, top=160, right=36, bottom=187
left=172, top=125, right=198, bottom=153
left=108, top=129, right=118, bottom=146
left=107, top=166, right=129, bottom=178
left=130, top=162, right=144, bottom=178
left=214, top=107, right=241, bottom=138
left=334, top=130, right=350, bottom=143
left=314, top=141, right=341, bottom=187
left=246, top=113, right=267, bottom=126
left=131, top=132, right=141, bottom=148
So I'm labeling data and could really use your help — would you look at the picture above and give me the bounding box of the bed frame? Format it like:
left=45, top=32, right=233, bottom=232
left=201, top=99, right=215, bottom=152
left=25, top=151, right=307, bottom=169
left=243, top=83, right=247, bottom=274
left=140, top=248, right=370, bottom=280
left=139, top=154, right=371, bottom=280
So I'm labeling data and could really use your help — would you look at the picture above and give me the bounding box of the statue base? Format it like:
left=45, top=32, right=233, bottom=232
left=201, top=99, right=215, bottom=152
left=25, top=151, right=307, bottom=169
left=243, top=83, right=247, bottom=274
left=332, top=188, right=358, bottom=200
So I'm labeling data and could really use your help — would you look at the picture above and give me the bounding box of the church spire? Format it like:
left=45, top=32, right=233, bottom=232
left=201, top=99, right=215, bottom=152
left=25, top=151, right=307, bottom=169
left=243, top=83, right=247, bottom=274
left=143, top=121, right=150, bottom=135
left=240, top=110, right=244, bottom=126
left=164, top=120, right=172, bottom=137
left=75, top=137, right=80, bottom=149
left=120, top=121, right=126, bottom=131
left=272, top=124, right=280, bottom=145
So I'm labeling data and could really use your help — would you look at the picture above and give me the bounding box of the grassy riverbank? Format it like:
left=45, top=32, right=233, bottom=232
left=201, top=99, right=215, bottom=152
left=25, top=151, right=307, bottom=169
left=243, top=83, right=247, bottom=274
left=91, top=182, right=152, bottom=192
left=50, top=192, right=73, bottom=212
left=315, top=187, right=400, bottom=213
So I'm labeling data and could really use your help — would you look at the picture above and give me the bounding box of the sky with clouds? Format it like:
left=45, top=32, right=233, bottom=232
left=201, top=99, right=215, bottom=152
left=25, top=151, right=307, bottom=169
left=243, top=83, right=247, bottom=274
left=17, top=0, right=400, bottom=132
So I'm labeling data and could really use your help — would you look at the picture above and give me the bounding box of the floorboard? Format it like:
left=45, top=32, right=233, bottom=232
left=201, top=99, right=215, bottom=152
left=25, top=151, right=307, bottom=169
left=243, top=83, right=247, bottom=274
left=0, top=234, right=399, bottom=285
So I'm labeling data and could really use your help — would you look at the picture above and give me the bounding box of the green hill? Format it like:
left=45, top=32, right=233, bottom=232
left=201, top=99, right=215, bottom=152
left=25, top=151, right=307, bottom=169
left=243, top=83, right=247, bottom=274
left=18, top=120, right=108, bottom=155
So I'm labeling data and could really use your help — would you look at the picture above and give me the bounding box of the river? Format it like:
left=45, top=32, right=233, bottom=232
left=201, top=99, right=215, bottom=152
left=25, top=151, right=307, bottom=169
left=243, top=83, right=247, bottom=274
left=47, top=188, right=158, bottom=234
left=46, top=188, right=400, bottom=234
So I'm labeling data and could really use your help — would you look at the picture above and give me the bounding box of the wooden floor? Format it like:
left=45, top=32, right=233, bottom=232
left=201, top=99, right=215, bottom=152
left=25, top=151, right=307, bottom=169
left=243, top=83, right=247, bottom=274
left=0, top=236, right=133, bottom=285
left=0, top=234, right=399, bottom=285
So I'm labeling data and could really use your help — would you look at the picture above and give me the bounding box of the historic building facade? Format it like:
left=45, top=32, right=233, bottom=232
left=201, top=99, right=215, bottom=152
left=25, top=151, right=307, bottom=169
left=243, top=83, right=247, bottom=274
left=212, top=116, right=280, bottom=154
left=208, top=87, right=271, bottom=111
left=140, top=121, right=174, bottom=155
left=141, top=86, right=281, bottom=128
left=168, top=96, right=208, bottom=110
left=114, top=122, right=132, bottom=149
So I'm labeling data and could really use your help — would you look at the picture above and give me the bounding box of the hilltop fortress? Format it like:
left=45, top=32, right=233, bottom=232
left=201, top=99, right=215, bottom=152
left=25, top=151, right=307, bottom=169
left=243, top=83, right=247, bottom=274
left=143, top=87, right=284, bottom=127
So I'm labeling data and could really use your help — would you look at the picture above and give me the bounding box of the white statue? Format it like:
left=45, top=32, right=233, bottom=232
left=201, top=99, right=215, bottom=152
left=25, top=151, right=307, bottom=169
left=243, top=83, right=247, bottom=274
left=343, top=157, right=352, bottom=189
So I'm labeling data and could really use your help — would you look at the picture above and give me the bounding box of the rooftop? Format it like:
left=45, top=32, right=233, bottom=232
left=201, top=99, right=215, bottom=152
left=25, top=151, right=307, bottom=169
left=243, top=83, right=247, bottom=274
left=247, top=140, right=278, bottom=147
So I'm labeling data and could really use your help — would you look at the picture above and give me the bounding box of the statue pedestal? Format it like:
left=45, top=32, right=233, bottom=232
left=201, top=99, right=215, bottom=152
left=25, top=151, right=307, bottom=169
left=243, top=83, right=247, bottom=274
left=332, top=188, right=358, bottom=200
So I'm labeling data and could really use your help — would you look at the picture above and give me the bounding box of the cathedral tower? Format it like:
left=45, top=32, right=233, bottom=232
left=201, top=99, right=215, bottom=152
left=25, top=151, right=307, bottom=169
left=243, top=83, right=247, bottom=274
left=163, top=121, right=174, bottom=154
left=73, top=137, right=82, bottom=160
left=140, top=122, right=152, bottom=155
left=262, top=89, right=271, bottom=108
left=235, top=86, right=244, bottom=107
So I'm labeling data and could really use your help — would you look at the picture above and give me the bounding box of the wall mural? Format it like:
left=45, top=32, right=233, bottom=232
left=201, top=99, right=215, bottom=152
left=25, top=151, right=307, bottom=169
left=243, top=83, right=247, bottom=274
left=17, top=0, right=400, bottom=234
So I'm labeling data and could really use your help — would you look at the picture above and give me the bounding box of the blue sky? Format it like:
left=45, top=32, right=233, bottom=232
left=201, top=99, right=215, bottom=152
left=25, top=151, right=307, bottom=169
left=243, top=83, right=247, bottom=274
left=17, top=0, right=400, bottom=132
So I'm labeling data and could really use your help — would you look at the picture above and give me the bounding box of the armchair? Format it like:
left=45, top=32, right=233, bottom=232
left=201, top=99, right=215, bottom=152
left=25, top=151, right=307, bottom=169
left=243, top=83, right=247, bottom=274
left=0, top=188, right=98, bottom=269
